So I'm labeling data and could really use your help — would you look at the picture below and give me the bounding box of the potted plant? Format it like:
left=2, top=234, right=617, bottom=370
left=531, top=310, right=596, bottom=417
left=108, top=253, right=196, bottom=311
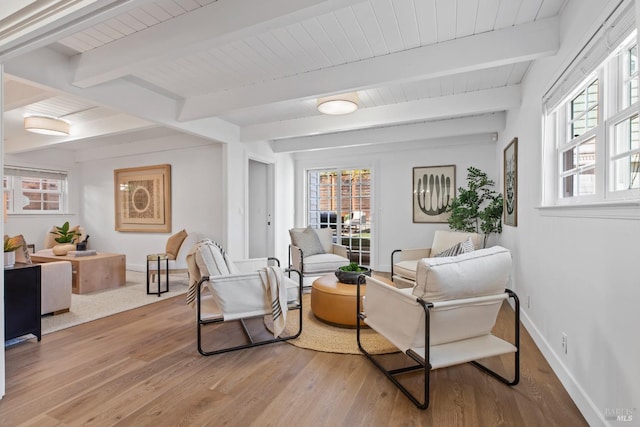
left=50, top=221, right=81, bottom=256
left=446, top=166, right=503, bottom=248
left=4, top=237, right=21, bottom=268
left=335, top=262, right=372, bottom=284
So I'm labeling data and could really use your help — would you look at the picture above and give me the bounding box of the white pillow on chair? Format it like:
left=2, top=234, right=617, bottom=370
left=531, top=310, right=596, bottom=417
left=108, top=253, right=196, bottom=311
left=413, top=246, right=511, bottom=301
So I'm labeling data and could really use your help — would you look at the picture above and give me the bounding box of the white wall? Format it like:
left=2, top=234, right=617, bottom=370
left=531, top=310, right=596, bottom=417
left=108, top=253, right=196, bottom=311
left=77, top=137, right=224, bottom=271
left=498, top=0, right=640, bottom=425
left=292, top=134, right=497, bottom=272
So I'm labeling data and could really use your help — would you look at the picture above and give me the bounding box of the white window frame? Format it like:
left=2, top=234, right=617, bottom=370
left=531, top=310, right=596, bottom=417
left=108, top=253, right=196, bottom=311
left=541, top=19, right=640, bottom=218
left=3, top=167, right=68, bottom=215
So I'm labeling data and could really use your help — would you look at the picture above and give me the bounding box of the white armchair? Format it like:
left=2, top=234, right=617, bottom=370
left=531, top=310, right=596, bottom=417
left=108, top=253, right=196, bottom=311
left=288, top=227, right=350, bottom=279
left=186, top=239, right=303, bottom=356
left=391, top=230, right=481, bottom=288
left=358, top=246, right=519, bottom=409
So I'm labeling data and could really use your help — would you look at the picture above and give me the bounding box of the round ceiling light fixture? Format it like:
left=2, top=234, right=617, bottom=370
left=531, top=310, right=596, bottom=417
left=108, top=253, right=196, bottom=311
left=317, top=92, right=359, bottom=115
left=24, top=116, right=70, bottom=136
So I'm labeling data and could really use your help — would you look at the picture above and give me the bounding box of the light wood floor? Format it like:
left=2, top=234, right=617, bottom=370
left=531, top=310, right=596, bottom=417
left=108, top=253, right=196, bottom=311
left=1, top=289, right=587, bottom=426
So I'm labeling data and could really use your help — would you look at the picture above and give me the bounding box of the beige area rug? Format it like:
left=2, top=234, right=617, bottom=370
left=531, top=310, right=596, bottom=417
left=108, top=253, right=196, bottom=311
left=266, top=293, right=398, bottom=355
left=41, top=270, right=189, bottom=335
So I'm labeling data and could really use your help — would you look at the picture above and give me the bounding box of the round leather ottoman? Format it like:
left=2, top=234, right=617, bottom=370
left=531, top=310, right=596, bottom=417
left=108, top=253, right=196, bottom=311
left=310, top=274, right=366, bottom=328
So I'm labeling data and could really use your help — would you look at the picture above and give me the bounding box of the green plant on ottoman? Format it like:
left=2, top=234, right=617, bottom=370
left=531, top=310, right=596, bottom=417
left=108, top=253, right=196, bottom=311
left=335, top=262, right=372, bottom=284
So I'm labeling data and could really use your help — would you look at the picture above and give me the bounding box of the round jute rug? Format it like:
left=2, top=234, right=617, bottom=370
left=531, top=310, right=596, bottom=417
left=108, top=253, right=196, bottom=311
left=265, top=293, right=398, bottom=355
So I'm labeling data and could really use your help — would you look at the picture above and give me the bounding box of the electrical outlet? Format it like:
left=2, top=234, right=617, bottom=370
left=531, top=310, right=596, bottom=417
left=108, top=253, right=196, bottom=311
left=561, top=333, right=568, bottom=355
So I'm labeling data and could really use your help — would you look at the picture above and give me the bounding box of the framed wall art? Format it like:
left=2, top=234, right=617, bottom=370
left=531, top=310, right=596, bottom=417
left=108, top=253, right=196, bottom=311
left=503, top=138, right=518, bottom=226
left=413, top=165, right=456, bottom=223
left=114, top=164, right=172, bottom=232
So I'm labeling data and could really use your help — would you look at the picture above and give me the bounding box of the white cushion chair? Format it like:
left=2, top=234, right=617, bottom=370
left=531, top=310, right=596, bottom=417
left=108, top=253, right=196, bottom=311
left=288, top=226, right=350, bottom=279
left=186, top=238, right=303, bottom=356
left=358, top=246, right=520, bottom=409
left=391, top=230, right=482, bottom=288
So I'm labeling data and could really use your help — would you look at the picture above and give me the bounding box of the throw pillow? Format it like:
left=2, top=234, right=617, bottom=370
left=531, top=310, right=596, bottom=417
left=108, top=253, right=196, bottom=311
left=289, top=226, right=325, bottom=256
left=435, top=236, right=475, bottom=257
left=8, top=235, right=32, bottom=264
left=165, top=229, right=188, bottom=260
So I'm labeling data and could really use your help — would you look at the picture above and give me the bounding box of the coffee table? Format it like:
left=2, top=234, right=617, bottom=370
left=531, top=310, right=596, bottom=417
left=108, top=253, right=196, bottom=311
left=31, top=252, right=126, bottom=294
left=311, top=273, right=393, bottom=328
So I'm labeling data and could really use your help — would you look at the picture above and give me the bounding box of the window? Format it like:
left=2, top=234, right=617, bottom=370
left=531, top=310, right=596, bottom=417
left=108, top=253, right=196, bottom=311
left=3, top=166, right=68, bottom=214
left=543, top=11, right=639, bottom=207
left=307, top=169, right=371, bottom=266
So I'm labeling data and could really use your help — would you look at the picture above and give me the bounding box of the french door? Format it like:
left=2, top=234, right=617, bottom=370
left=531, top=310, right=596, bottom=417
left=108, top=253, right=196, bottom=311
left=307, top=168, right=371, bottom=266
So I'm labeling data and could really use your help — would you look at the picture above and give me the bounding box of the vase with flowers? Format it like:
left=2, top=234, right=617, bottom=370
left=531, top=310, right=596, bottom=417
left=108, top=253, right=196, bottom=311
left=4, top=237, right=21, bottom=268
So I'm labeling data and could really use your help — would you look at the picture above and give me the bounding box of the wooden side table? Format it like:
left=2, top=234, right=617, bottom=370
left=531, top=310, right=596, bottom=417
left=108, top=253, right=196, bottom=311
left=146, top=254, right=169, bottom=297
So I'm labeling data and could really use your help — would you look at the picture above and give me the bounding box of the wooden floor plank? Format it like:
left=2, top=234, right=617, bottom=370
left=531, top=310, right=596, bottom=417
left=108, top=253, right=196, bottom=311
left=1, top=290, right=588, bottom=427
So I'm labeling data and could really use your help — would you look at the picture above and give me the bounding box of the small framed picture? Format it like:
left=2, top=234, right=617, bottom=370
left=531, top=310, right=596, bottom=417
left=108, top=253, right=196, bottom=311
left=503, top=138, right=518, bottom=226
left=413, top=165, right=456, bottom=223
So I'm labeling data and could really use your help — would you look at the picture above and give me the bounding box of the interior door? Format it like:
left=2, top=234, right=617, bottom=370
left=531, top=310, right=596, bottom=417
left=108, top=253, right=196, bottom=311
left=248, top=159, right=273, bottom=258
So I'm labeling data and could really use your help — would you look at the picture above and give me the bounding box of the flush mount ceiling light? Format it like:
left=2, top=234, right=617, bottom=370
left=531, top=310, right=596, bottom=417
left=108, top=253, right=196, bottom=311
left=317, top=92, right=359, bottom=115
left=24, top=116, right=70, bottom=136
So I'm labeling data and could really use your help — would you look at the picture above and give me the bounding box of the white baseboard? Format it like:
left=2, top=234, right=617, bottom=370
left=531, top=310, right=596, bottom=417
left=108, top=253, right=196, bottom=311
left=519, top=309, right=608, bottom=426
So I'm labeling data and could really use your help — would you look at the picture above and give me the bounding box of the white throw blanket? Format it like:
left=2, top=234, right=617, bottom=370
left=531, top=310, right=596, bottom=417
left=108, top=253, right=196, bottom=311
left=259, top=266, right=288, bottom=338
left=185, top=239, right=238, bottom=307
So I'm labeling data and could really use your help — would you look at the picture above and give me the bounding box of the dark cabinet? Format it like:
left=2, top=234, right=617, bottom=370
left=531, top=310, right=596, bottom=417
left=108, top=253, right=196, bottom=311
left=4, top=263, right=41, bottom=342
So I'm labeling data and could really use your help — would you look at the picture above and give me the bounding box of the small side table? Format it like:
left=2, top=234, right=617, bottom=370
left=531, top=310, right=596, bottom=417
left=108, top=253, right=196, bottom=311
left=146, top=253, right=169, bottom=297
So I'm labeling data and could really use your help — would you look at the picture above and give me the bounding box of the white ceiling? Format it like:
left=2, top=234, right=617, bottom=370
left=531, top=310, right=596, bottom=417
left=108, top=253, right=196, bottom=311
left=0, top=0, right=566, bottom=155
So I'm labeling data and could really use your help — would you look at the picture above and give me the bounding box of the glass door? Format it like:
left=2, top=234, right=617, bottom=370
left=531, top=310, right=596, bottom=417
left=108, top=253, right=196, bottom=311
left=307, top=169, right=371, bottom=266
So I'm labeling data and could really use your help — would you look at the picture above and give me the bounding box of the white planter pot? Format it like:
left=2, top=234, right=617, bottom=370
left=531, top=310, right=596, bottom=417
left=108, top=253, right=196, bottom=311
left=4, top=250, right=15, bottom=268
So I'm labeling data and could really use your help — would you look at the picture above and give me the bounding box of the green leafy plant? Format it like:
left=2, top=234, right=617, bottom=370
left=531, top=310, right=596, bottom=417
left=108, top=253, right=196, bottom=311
left=51, top=221, right=81, bottom=244
left=338, top=262, right=367, bottom=272
left=447, top=166, right=503, bottom=247
left=4, top=237, right=21, bottom=253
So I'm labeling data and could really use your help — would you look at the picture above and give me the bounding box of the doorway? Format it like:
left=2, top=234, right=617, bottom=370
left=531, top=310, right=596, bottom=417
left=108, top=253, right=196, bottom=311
left=248, top=159, right=274, bottom=258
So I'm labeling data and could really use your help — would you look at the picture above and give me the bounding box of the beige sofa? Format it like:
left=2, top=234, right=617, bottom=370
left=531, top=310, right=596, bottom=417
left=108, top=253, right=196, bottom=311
left=39, top=262, right=73, bottom=315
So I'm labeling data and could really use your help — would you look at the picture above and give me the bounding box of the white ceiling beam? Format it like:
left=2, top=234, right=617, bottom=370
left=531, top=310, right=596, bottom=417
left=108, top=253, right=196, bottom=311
left=5, top=46, right=240, bottom=144
left=72, top=0, right=367, bottom=88
left=241, top=85, right=520, bottom=143
left=271, top=113, right=506, bottom=153
left=0, top=0, right=146, bottom=62
left=180, top=17, right=557, bottom=120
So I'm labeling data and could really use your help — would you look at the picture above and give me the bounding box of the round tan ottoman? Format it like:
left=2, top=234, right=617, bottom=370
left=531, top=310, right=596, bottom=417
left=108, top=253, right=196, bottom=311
left=310, top=274, right=366, bottom=328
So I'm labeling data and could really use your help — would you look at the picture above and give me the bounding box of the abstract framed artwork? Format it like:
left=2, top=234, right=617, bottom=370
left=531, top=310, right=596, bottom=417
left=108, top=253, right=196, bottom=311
left=114, top=164, right=171, bottom=232
left=413, top=165, right=456, bottom=223
left=503, top=138, right=518, bottom=226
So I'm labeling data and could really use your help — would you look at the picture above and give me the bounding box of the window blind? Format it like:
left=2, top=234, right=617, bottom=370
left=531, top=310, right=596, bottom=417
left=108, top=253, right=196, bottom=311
left=543, top=0, right=635, bottom=112
left=4, top=166, right=68, bottom=180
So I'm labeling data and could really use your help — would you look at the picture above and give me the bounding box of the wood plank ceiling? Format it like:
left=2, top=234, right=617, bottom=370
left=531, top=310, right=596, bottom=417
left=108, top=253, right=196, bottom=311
left=1, top=0, right=567, bottom=153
